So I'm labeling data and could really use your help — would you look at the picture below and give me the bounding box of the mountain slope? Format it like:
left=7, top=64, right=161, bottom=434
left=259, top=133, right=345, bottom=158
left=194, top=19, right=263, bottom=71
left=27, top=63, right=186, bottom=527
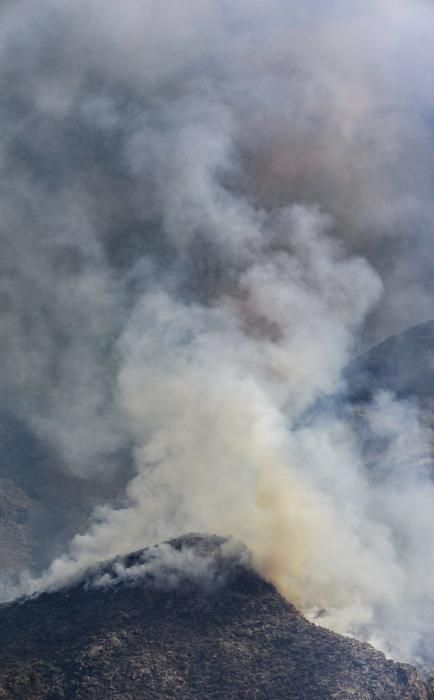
left=0, top=534, right=432, bottom=700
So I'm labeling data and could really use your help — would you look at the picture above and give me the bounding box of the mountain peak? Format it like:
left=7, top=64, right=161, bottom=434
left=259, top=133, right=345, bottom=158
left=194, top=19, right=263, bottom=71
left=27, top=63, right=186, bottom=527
left=78, top=532, right=260, bottom=596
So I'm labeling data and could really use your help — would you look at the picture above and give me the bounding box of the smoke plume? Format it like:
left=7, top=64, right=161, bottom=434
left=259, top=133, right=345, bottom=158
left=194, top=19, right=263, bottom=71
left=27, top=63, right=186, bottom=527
left=1, top=0, right=434, bottom=667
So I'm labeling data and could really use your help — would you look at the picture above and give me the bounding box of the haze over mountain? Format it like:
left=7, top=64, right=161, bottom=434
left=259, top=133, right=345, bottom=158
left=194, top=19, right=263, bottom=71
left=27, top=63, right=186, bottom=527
left=2, top=0, right=434, bottom=682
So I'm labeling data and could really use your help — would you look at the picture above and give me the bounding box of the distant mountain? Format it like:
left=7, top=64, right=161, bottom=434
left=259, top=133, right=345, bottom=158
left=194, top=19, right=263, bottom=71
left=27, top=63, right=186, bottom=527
left=0, top=534, right=432, bottom=699
left=0, top=411, right=128, bottom=577
left=342, top=321, right=434, bottom=474
left=345, top=320, right=434, bottom=404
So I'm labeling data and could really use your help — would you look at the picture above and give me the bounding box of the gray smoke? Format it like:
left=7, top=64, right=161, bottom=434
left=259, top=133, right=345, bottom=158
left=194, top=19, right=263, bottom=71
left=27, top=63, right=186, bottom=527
left=1, top=0, right=434, bottom=667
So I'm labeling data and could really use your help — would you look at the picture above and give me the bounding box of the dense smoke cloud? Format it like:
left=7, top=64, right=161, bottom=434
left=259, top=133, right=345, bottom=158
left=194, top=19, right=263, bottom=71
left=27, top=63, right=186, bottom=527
left=1, top=0, right=434, bottom=667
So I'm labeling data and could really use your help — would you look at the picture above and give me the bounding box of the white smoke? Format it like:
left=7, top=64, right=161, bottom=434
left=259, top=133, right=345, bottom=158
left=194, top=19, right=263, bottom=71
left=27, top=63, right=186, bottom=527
left=0, top=0, right=434, bottom=669
left=22, top=206, right=431, bottom=664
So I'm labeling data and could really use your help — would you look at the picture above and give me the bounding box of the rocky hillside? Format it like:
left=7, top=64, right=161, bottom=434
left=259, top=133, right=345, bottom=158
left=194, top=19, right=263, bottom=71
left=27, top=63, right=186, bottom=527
left=0, top=534, right=432, bottom=700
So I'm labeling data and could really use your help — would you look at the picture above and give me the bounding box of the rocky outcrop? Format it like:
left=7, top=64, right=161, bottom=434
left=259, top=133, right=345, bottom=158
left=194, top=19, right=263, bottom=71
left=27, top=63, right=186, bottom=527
left=0, top=534, right=432, bottom=699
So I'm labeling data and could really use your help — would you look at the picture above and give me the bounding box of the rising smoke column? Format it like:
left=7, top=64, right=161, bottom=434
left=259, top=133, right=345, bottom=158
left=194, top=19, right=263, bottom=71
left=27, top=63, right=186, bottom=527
left=1, top=0, right=434, bottom=666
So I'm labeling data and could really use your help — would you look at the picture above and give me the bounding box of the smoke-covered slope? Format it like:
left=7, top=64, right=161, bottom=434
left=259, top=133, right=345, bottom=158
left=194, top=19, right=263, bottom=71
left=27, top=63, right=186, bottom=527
left=0, top=534, right=432, bottom=700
